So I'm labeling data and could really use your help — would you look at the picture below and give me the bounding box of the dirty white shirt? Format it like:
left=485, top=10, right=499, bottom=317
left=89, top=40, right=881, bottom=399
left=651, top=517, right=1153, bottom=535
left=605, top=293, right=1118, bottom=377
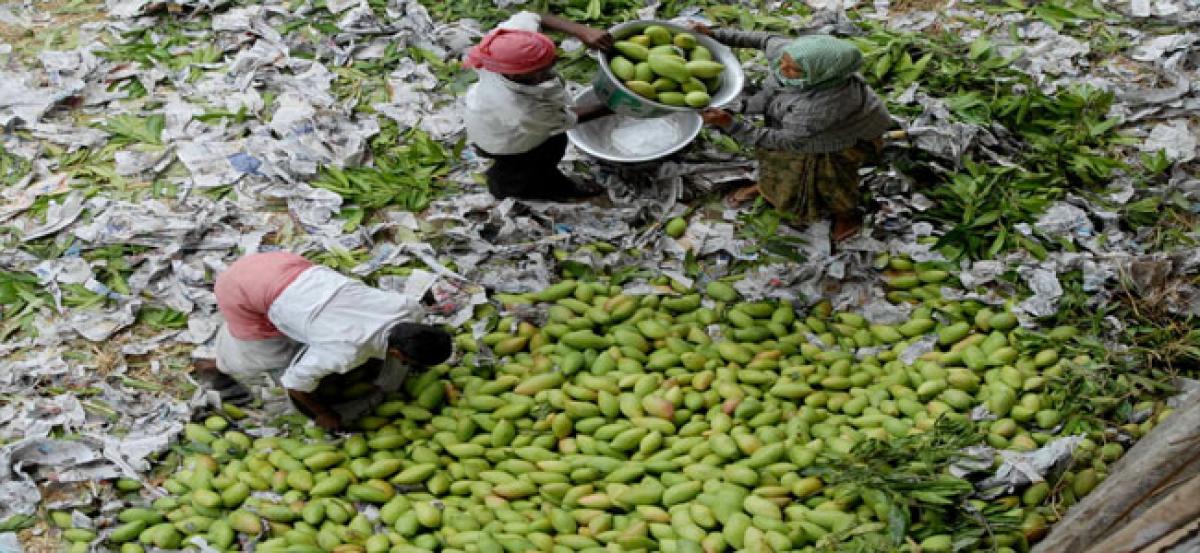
left=267, top=267, right=422, bottom=393
left=464, top=11, right=578, bottom=155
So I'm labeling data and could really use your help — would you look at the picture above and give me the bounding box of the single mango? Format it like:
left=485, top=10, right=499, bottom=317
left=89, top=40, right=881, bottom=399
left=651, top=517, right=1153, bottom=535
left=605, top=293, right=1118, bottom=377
left=684, top=91, right=711, bottom=107
left=610, top=56, right=635, bottom=81
left=658, top=91, right=687, bottom=106
left=644, top=25, right=672, bottom=46
left=614, top=41, right=649, bottom=61
left=625, top=80, right=658, bottom=99
left=686, top=60, right=725, bottom=79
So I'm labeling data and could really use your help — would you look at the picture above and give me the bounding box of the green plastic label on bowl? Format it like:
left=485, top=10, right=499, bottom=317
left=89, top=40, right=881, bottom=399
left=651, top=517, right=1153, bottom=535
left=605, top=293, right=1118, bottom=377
left=595, top=74, right=655, bottom=117
left=609, top=89, right=648, bottom=113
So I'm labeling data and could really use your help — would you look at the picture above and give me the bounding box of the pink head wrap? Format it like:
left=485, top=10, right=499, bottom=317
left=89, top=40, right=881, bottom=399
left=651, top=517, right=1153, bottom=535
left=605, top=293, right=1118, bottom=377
left=465, top=29, right=557, bottom=75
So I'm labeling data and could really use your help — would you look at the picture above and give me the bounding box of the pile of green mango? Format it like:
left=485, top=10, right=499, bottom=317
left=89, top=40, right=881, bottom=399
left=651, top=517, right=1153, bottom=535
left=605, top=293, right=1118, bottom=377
left=85, top=256, right=1174, bottom=553
left=608, top=25, right=725, bottom=108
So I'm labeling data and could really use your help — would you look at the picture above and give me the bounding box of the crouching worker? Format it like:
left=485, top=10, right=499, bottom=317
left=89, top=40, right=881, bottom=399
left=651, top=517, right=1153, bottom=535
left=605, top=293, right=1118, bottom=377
left=465, top=11, right=615, bottom=201
left=695, top=27, right=894, bottom=242
left=194, top=251, right=453, bottom=430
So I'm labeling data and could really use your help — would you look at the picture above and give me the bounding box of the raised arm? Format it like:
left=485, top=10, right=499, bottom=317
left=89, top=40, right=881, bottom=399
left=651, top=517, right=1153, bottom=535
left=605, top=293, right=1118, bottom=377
left=710, top=28, right=782, bottom=50
left=540, top=13, right=615, bottom=50
left=692, top=23, right=798, bottom=66
left=690, top=23, right=785, bottom=50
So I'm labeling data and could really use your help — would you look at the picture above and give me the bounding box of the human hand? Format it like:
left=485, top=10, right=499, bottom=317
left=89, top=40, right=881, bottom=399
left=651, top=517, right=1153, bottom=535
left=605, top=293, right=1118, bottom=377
left=579, top=27, right=615, bottom=51
left=314, top=413, right=342, bottom=431
left=701, top=108, right=733, bottom=129
left=689, top=22, right=714, bottom=36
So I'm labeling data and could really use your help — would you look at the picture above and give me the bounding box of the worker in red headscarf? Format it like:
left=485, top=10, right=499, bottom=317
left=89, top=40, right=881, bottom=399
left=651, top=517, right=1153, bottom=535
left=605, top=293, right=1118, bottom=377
left=464, top=11, right=615, bottom=201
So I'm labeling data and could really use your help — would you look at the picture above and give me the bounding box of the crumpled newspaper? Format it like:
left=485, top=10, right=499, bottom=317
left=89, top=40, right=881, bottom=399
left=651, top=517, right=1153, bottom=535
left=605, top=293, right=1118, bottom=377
left=995, top=22, right=1091, bottom=91
left=903, top=93, right=1005, bottom=163
left=1141, top=120, right=1198, bottom=162
left=962, top=436, right=1085, bottom=499
left=1129, top=0, right=1200, bottom=18
left=374, top=59, right=465, bottom=140
left=0, top=71, right=86, bottom=127
left=0, top=0, right=1191, bottom=536
left=1034, top=202, right=1094, bottom=243
left=0, top=438, right=124, bottom=523
left=0, top=173, right=70, bottom=225
left=1017, top=265, right=1064, bottom=319
left=899, top=334, right=939, bottom=365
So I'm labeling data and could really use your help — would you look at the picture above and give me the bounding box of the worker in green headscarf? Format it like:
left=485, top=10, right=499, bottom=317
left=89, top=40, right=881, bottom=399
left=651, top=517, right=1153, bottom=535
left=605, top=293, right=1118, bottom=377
left=692, top=26, right=894, bottom=242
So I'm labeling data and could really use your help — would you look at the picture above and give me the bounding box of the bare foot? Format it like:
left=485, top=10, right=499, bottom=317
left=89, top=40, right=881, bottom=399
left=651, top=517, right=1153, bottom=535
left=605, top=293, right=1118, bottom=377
left=832, top=213, right=862, bottom=243
left=724, top=184, right=760, bottom=208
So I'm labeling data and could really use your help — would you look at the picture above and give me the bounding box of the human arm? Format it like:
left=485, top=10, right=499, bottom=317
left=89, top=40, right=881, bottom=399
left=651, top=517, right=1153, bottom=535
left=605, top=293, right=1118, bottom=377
left=287, top=388, right=342, bottom=430
left=691, top=23, right=787, bottom=52
left=723, top=116, right=826, bottom=151
left=701, top=108, right=734, bottom=129
left=736, top=88, right=773, bottom=115
left=704, top=102, right=836, bottom=151
left=280, top=342, right=361, bottom=428
left=573, top=103, right=612, bottom=124
left=540, top=13, right=614, bottom=50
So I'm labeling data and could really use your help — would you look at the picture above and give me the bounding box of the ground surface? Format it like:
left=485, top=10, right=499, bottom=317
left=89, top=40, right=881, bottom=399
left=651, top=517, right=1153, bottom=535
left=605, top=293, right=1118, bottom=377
left=0, top=0, right=1198, bottom=550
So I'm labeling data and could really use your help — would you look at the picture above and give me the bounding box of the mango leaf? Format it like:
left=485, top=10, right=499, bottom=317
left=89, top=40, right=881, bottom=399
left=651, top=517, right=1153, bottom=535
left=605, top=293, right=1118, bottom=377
left=1086, top=117, right=1122, bottom=137
left=988, top=227, right=1008, bottom=258
left=99, top=114, right=165, bottom=145
left=911, top=52, right=933, bottom=75
left=873, top=53, right=893, bottom=80
left=970, top=210, right=1002, bottom=228
left=1140, top=149, right=1171, bottom=174
left=967, top=37, right=992, bottom=60
left=138, top=306, right=189, bottom=329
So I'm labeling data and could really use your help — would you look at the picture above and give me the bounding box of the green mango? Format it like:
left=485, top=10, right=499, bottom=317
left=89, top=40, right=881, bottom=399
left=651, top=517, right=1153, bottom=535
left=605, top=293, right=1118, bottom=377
left=644, top=25, right=672, bottom=46
left=614, top=41, right=649, bottom=61
left=625, top=80, right=658, bottom=99
left=685, top=60, right=724, bottom=78
left=648, top=54, right=691, bottom=84
left=610, top=56, right=636, bottom=81
left=684, top=91, right=710, bottom=108
left=657, top=92, right=687, bottom=106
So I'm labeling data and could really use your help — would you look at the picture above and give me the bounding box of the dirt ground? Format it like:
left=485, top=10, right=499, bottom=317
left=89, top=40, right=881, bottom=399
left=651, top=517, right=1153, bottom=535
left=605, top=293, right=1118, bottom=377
left=0, top=0, right=106, bottom=50
left=888, top=0, right=949, bottom=13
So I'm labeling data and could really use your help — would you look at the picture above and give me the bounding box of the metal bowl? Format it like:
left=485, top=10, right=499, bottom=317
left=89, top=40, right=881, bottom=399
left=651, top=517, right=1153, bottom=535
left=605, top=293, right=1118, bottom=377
left=568, top=87, right=701, bottom=163
left=593, top=19, right=745, bottom=118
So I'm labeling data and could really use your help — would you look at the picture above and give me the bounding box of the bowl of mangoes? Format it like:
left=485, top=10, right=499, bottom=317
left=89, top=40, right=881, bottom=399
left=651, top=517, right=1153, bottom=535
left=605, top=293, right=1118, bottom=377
left=593, top=20, right=745, bottom=118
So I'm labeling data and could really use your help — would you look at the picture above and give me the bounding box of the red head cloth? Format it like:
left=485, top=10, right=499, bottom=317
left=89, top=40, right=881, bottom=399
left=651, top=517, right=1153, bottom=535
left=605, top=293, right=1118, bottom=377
left=465, top=28, right=557, bottom=75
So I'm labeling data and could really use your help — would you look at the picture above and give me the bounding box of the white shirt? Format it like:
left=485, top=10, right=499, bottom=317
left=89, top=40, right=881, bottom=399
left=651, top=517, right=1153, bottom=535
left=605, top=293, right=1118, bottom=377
left=267, top=267, right=422, bottom=393
left=464, top=12, right=579, bottom=155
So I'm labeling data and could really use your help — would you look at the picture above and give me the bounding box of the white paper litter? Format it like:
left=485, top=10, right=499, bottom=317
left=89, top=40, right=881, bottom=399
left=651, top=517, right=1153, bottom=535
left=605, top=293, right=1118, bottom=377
left=1141, top=120, right=1198, bottom=162
left=0, top=0, right=1190, bottom=535
left=0, top=71, right=85, bottom=127
left=973, top=436, right=1085, bottom=499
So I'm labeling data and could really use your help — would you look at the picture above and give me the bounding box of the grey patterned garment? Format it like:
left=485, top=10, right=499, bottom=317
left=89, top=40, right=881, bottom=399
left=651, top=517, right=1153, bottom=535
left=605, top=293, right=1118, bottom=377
left=710, top=28, right=894, bottom=154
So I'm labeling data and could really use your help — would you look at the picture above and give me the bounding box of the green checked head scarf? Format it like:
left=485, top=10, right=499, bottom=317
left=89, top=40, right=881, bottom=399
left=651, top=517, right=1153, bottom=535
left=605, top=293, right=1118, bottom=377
left=773, top=35, right=864, bottom=91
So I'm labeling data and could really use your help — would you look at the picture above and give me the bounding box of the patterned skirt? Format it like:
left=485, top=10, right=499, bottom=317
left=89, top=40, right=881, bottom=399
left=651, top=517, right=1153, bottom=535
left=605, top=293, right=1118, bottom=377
left=756, top=138, right=883, bottom=222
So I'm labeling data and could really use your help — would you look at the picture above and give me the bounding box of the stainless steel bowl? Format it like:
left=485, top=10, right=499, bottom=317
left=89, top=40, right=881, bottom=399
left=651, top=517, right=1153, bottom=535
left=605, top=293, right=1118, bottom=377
left=593, top=19, right=746, bottom=118
left=568, top=87, right=702, bottom=163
